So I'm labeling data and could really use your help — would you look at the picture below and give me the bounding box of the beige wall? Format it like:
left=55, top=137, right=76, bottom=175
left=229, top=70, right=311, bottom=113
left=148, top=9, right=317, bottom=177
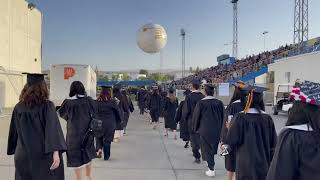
left=0, top=0, right=42, bottom=108
left=268, top=51, right=320, bottom=104
left=0, top=0, right=42, bottom=73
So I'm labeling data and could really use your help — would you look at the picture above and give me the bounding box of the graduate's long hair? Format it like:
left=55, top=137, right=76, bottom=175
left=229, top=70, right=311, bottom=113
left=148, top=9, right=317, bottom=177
left=287, top=101, right=320, bottom=134
left=244, top=91, right=265, bottom=113
left=69, top=81, right=86, bottom=97
left=19, top=81, right=49, bottom=107
left=97, top=88, right=112, bottom=101
left=229, top=87, right=242, bottom=104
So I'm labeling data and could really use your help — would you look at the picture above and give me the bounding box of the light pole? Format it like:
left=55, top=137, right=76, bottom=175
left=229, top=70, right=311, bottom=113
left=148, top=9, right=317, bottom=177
left=262, top=31, right=269, bottom=51
left=180, top=28, right=186, bottom=78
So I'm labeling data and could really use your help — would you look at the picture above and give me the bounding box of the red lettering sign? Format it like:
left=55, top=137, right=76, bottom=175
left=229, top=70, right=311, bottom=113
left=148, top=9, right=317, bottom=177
left=64, top=67, right=76, bottom=80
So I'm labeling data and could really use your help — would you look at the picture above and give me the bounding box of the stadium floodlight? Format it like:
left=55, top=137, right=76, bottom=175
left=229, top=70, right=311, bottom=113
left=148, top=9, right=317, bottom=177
left=262, top=31, right=269, bottom=50
left=180, top=28, right=186, bottom=78
left=28, top=3, right=36, bottom=10
left=231, top=0, right=239, bottom=59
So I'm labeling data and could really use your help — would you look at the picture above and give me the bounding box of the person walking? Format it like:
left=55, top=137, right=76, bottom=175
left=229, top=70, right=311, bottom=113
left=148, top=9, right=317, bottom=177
left=113, top=86, right=127, bottom=142
left=96, top=86, right=122, bottom=161
left=137, top=87, right=147, bottom=115
left=163, top=88, right=179, bottom=139
left=226, top=86, right=277, bottom=180
left=175, top=89, right=191, bottom=148
left=147, top=86, right=162, bottom=129
left=220, top=81, right=247, bottom=180
left=58, top=81, right=97, bottom=180
left=182, top=79, right=205, bottom=164
left=7, top=73, right=67, bottom=180
left=267, top=81, right=320, bottom=180
left=121, top=89, right=134, bottom=135
left=192, top=84, right=224, bottom=177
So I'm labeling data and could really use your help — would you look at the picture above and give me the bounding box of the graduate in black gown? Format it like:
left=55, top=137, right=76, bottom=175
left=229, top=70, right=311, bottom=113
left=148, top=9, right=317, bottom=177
left=7, top=73, right=67, bottom=180
left=163, top=88, right=179, bottom=139
left=160, top=91, right=168, bottom=118
left=58, top=81, right=96, bottom=180
left=137, top=87, right=147, bottom=115
left=147, top=87, right=162, bottom=129
left=182, top=79, right=205, bottom=164
left=226, top=86, right=277, bottom=180
left=113, top=86, right=128, bottom=142
left=96, top=86, right=122, bottom=160
left=121, top=89, right=134, bottom=135
left=220, top=81, right=247, bottom=180
left=175, top=89, right=191, bottom=148
left=192, top=84, right=224, bottom=177
left=267, top=81, right=320, bottom=180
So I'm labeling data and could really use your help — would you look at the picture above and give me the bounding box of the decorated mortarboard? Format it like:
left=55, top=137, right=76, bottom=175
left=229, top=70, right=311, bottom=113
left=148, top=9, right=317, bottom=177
left=152, top=86, right=159, bottom=89
left=192, top=79, right=201, bottom=86
left=290, top=81, right=320, bottom=106
left=22, top=73, right=47, bottom=86
left=232, top=80, right=246, bottom=89
left=243, top=85, right=268, bottom=94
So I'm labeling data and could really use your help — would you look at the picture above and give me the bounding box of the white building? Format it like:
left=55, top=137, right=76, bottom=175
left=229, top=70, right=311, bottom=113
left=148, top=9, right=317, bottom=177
left=268, top=51, right=320, bottom=103
left=0, top=0, right=42, bottom=108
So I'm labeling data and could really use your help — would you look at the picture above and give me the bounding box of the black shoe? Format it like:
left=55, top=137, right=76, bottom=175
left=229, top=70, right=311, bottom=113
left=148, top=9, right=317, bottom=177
left=184, top=142, right=189, bottom=148
left=194, top=159, right=201, bottom=164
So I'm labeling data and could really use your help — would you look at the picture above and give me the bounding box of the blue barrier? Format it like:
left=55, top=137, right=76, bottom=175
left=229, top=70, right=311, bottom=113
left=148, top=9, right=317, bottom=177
left=97, top=80, right=157, bottom=87
left=229, top=66, right=268, bottom=84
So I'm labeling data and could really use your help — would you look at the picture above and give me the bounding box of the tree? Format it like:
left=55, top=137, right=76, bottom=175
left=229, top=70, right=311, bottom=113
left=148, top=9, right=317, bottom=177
left=122, top=73, right=131, bottom=80
left=139, top=69, right=149, bottom=76
left=112, top=74, right=119, bottom=80
left=189, top=67, right=193, bottom=73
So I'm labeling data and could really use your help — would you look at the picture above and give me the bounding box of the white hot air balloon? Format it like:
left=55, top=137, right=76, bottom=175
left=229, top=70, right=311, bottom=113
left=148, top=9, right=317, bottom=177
left=137, top=23, right=168, bottom=54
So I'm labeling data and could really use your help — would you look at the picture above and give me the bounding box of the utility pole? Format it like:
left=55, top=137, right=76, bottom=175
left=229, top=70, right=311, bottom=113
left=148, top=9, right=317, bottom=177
left=231, top=0, right=239, bottom=59
left=294, top=0, right=308, bottom=44
left=180, top=28, right=186, bottom=78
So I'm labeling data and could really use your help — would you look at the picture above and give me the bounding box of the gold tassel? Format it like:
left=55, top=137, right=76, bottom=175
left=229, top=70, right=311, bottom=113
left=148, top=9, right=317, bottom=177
left=244, top=90, right=254, bottom=113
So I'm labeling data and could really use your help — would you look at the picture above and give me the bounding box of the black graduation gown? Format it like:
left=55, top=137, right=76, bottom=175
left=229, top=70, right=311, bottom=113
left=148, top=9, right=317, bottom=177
left=148, top=94, right=161, bottom=122
left=175, top=100, right=189, bottom=141
left=192, top=98, right=224, bottom=155
left=164, top=97, right=179, bottom=130
left=220, top=100, right=244, bottom=172
left=267, top=128, right=320, bottom=180
left=58, top=96, right=97, bottom=168
left=95, top=99, right=122, bottom=146
left=226, top=110, right=277, bottom=180
left=7, top=101, right=67, bottom=180
left=137, top=90, right=147, bottom=110
left=182, top=91, right=205, bottom=133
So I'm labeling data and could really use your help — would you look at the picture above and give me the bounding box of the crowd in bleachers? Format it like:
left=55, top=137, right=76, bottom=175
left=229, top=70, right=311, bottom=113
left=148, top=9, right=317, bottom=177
left=171, top=37, right=320, bottom=89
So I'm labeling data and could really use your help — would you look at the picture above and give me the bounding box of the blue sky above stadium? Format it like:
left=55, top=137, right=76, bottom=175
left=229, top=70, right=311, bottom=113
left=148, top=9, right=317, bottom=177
left=29, top=0, right=320, bottom=71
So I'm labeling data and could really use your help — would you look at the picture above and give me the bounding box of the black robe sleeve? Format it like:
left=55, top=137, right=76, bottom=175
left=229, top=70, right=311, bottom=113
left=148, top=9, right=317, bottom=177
left=175, top=101, right=184, bottom=123
left=44, top=101, right=67, bottom=154
left=58, top=99, right=69, bottom=121
left=191, top=102, right=202, bottom=133
left=267, top=130, right=298, bottom=180
left=182, top=96, right=191, bottom=120
left=112, top=100, right=123, bottom=124
left=7, top=107, right=18, bottom=155
left=226, top=113, right=244, bottom=147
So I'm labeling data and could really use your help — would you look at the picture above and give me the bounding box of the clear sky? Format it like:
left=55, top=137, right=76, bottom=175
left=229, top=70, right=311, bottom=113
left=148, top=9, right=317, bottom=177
left=29, top=0, right=320, bottom=71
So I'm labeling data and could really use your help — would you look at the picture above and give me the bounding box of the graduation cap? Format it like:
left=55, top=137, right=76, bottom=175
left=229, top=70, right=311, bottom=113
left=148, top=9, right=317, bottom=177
left=290, top=81, right=320, bottom=106
left=22, top=73, right=47, bottom=86
left=232, top=80, right=246, bottom=89
left=243, top=85, right=268, bottom=112
left=192, top=79, right=201, bottom=86
left=152, top=86, right=159, bottom=90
